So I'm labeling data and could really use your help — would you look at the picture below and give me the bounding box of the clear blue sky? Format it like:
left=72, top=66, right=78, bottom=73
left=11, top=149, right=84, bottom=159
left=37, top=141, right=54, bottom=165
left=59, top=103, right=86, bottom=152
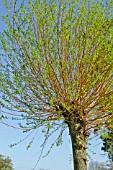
left=0, top=1, right=108, bottom=170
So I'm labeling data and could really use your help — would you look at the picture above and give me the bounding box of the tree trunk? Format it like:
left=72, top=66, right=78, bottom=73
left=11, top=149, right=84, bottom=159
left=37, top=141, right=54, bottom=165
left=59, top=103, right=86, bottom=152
left=66, top=110, right=87, bottom=170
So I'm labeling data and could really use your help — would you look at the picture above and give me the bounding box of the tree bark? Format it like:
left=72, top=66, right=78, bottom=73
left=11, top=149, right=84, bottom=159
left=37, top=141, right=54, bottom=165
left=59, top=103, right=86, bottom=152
left=66, top=110, right=87, bottom=170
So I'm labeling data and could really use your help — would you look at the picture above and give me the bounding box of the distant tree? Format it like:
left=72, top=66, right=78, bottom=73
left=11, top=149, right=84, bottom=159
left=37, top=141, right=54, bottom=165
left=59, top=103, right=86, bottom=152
left=101, top=118, right=113, bottom=162
left=0, top=154, right=14, bottom=170
left=88, top=161, right=110, bottom=170
left=106, top=162, right=113, bottom=170
left=108, top=162, right=113, bottom=170
left=88, top=161, right=100, bottom=170
left=0, top=0, right=113, bottom=170
left=39, top=169, right=50, bottom=170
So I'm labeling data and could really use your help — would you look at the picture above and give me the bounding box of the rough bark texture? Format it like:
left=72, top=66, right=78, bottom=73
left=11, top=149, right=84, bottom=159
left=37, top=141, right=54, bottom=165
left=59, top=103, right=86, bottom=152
left=65, top=109, right=87, bottom=170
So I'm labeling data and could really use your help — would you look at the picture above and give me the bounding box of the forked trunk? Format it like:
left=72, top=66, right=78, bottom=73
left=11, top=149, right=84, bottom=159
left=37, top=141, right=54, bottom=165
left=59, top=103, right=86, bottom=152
left=66, top=110, right=87, bottom=170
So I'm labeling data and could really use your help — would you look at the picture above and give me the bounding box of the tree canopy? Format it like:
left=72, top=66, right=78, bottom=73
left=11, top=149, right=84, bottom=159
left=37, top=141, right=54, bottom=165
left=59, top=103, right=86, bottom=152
left=0, top=0, right=113, bottom=170
left=0, top=154, right=14, bottom=170
left=101, top=117, right=113, bottom=162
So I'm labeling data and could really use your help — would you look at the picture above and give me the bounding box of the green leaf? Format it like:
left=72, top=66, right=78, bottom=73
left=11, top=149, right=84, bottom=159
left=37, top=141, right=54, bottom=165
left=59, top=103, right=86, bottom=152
left=26, top=140, right=33, bottom=150
left=50, top=97, right=54, bottom=105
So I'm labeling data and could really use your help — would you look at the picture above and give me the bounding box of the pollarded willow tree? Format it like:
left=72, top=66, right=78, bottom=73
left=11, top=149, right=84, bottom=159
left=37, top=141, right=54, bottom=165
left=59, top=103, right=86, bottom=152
left=0, top=0, right=113, bottom=170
